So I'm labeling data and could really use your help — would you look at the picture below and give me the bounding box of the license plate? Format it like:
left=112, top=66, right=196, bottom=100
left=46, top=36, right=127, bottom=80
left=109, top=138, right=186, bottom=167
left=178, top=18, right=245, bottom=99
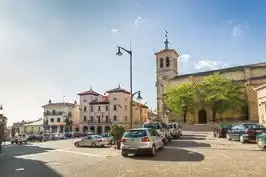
left=256, top=130, right=262, bottom=133
left=129, top=147, right=138, bottom=150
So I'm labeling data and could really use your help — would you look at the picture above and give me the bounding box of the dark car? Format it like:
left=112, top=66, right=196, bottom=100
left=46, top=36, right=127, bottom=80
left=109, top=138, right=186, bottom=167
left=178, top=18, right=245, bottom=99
left=27, top=134, right=43, bottom=142
left=213, top=124, right=233, bottom=138
left=226, top=123, right=266, bottom=143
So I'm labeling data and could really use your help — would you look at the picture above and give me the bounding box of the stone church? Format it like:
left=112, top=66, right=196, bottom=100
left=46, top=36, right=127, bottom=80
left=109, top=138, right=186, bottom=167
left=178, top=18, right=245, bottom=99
left=155, top=37, right=266, bottom=124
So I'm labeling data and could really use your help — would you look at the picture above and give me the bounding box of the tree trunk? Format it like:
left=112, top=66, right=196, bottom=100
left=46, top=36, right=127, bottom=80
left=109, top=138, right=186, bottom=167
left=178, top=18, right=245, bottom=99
left=115, top=140, right=121, bottom=150
left=183, top=110, right=187, bottom=123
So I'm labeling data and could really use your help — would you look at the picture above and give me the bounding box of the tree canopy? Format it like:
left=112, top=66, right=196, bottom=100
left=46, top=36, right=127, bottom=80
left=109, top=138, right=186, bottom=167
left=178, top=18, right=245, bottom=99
left=164, top=73, right=247, bottom=122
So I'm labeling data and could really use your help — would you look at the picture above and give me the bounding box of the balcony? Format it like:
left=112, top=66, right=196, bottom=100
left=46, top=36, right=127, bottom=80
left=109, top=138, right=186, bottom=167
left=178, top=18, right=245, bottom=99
left=44, top=111, right=64, bottom=116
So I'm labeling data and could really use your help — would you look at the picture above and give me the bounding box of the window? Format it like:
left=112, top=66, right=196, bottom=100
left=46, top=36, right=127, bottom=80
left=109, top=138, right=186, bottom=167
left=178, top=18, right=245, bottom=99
left=125, top=105, right=127, bottom=110
left=84, top=106, right=87, bottom=112
left=113, top=97, right=117, bottom=100
left=125, top=116, right=127, bottom=122
left=113, top=115, right=117, bottom=121
left=84, top=116, right=87, bottom=122
left=159, top=58, right=164, bottom=68
left=114, top=105, right=117, bottom=111
left=106, top=116, right=109, bottom=123
left=90, top=106, right=93, bottom=112
left=97, top=116, right=101, bottom=123
left=57, top=118, right=60, bottom=122
left=106, top=105, right=108, bottom=111
left=50, top=118, right=54, bottom=123
left=148, top=129, right=157, bottom=136
left=98, top=106, right=101, bottom=111
left=166, top=57, right=170, bottom=67
left=90, top=116, right=94, bottom=122
left=84, top=100, right=87, bottom=102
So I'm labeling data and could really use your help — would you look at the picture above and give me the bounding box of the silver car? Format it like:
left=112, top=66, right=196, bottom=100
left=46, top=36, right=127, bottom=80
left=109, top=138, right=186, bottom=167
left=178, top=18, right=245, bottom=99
left=121, top=128, right=164, bottom=157
left=142, top=122, right=172, bottom=144
left=171, top=123, right=182, bottom=137
left=74, top=135, right=108, bottom=147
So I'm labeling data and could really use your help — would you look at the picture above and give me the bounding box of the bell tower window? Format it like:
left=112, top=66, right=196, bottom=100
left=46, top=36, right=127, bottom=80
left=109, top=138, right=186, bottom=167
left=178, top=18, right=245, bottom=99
left=166, top=57, right=170, bottom=67
left=159, top=58, right=164, bottom=68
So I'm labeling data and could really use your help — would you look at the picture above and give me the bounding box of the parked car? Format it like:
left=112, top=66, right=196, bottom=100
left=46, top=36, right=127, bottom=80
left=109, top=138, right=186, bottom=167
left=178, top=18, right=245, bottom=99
left=57, top=133, right=67, bottom=140
left=171, top=123, right=182, bottom=137
left=48, top=133, right=59, bottom=140
left=213, top=124, right=233, bottom=138
left=11, top=134, right=28, bottom=144
left=142, top=121, right=172, bottom=144
left=72, top=132, right=84, bottom=138
left=120, top=128, right=164, bottom=157
left=74, top=134, right=108, bottom=147
left=102, top=133, right=114, bottom=144
left=226, top=123, right=266, bottom=143
left=167, top=124, right=177, bottom=139
left=256, top=131, right=266, bottom=150
left=27, top=134, right=43, bottom=142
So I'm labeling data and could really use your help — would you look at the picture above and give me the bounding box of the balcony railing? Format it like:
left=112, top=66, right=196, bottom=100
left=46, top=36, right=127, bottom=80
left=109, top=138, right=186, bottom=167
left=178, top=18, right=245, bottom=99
left=44, top=111, right=64, bottom=116
left=87, top=120, right=112, bottom=124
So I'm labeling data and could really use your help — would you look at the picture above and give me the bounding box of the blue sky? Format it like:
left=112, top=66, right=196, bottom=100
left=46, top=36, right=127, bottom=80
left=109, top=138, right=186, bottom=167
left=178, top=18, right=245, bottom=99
left=1, top=0, right=266, bottom=125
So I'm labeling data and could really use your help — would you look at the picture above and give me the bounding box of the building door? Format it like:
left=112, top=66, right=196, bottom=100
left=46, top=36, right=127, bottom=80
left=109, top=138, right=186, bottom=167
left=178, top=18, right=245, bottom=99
left=198, top=109, right=207, bottom=124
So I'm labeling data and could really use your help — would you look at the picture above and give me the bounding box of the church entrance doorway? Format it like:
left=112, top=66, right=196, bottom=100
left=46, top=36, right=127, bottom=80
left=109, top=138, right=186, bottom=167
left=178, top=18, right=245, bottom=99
left=198, top=109, right=207, bottom=124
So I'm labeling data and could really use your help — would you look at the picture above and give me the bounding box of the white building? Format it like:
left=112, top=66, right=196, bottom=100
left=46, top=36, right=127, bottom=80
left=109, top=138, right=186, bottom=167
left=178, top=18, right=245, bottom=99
left=42, top=100, right=79, bottom=133
left=78, top=85, right=148, bottom=135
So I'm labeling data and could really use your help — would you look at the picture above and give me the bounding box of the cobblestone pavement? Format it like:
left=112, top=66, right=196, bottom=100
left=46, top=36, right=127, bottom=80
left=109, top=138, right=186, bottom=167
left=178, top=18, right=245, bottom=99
left=1, top=131, right=266, bottom=177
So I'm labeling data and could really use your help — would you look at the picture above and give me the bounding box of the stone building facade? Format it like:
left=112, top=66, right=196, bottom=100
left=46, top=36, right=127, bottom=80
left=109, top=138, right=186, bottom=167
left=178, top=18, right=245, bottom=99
left=255, top=84, right=266, bottom=126
left=155, top=38, right=266, bottom=124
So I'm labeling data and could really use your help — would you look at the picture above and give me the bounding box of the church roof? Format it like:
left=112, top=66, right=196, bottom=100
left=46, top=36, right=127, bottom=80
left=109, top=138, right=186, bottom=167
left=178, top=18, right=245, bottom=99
left=171, top=62, right=266, bottom=80
left=106, top=85, right=130, bottom=94
left=154, top=49, right=179, bottom=56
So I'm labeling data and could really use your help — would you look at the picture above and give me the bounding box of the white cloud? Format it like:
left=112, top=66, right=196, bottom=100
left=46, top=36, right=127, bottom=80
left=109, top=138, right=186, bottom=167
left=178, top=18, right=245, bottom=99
left=194, top=60, right=228, bottom=70
left=111, top=28, right=118, bottom=33
left=180, top=54, right=190, bottom=62
left=134, top=16, right=142, bottom=27
left=230, top=22, right=249, bottom=37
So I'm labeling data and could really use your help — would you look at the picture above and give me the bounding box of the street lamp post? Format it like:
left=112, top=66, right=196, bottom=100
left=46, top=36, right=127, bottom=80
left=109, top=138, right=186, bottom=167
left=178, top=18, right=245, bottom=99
left=116, top=46, right=133, bottom=128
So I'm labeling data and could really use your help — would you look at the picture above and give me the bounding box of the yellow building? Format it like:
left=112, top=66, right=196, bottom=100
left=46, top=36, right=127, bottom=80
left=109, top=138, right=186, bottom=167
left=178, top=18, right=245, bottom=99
left=155, top=38, right=266, bottom=124
left=21, top=118, right=44, bottom=134
left=131, top=101, right=149, bottom=128
left=255, top=84, right=266, bottom=126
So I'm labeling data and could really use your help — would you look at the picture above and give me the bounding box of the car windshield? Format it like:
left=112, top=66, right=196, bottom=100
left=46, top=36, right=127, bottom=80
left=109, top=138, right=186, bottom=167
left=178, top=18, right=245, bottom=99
left=143, top=123, right=160, bottom=129
left=161, top=123, right=168, bottom=129
left=243, top=124, right=263, bottom=129
left=124, top=130, right=147, bottom=138
left=102, top=133, right=110, bottom=137
left=93, top=135, right=102, bottom=139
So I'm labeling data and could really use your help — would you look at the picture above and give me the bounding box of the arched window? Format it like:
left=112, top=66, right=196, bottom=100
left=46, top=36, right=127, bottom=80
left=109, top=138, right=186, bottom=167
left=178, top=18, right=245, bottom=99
left=166, top=57, right=170, bottom=67
left=159, top=58, right=164, bottom=68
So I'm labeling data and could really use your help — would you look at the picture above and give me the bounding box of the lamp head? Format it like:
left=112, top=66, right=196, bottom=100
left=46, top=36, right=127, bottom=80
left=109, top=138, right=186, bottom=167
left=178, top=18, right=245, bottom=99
left=136, top=92, right=143, bottom=101
left=116, top=47, right=123, bottom=56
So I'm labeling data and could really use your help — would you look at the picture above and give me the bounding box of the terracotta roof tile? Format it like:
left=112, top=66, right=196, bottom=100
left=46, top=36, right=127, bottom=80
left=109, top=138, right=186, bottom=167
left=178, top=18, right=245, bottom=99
left=78, top=88, right=100, bottom=96
left=106, top=85, right=130, bottom=94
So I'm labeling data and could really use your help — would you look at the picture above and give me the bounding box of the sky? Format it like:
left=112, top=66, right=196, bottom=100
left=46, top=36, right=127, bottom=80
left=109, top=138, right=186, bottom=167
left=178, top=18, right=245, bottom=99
left=1, top=0, right=266, bottom=125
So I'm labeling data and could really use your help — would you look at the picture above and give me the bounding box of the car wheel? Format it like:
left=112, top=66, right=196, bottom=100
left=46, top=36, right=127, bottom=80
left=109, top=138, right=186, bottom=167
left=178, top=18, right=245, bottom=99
left=74, top=142, right=79, bottom=147
left=226, top=134, right=231, bottom=141
left=163, top=138, right=167, bottom=145
left=213, top=132, right=217, bottom=137
left=216, top=132, right=221, bottom=138
left=240, top=136, right=246, bottom=144
left=257, top=139, right=266, bottom=150
left=121, top=151, right=128, bottom=157
left=151, top=145, right=156, bottom=156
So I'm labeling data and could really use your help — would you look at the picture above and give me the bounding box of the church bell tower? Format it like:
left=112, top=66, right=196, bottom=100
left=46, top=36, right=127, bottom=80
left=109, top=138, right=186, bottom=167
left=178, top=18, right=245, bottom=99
left=155, top=31, right=179, bottom=121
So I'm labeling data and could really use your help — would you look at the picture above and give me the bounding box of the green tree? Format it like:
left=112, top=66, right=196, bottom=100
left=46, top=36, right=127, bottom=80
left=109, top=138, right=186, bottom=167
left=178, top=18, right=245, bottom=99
left=64, top=119, right=73, bottom=132
left=199, top=73, right=246, bottom=121
left=164, top=82, right=196, bottom=123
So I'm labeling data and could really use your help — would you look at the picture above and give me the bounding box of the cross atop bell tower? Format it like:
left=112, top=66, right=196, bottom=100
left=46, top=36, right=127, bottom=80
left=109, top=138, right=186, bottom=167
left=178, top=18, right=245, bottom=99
left=164, top=30, right=169, bottom=49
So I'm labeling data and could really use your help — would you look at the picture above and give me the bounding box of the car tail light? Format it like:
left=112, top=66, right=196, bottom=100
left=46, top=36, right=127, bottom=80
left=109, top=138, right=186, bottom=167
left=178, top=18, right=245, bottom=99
left=120, top=138, right=126, bottom=142
left=246, top=129, right=255, bottom=134
left=141, top=136, right=151, bottom=142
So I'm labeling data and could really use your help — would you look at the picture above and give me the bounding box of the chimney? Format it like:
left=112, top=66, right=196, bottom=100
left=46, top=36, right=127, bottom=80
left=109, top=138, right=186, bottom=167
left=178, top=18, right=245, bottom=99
left=49, top=99, right=52, bottom=104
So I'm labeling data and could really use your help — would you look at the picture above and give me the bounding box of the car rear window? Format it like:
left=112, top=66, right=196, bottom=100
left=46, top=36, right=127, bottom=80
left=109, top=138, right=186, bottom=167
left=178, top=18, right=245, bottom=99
left=124, top=130, right=147, bottom=138
left=143, top=123, right=160, bottom=129
left=243, top=124, right=263, bottom=129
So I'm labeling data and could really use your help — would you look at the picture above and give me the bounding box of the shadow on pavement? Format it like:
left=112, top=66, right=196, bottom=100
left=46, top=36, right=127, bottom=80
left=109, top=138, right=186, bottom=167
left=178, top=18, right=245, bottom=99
left=2, top=145, right=54, bottom=157
left=179, top=135, right=206, bottom=140
left=169, top=140, right=211, bottom=148
left=0, top=157, right=62, bottom=177
left=133, top=148, right=204, bottom=162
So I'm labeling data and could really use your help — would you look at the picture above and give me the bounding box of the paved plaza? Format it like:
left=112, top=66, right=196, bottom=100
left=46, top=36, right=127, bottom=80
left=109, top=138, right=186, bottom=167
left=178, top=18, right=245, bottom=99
left=1, top=131, right=266, bottom=177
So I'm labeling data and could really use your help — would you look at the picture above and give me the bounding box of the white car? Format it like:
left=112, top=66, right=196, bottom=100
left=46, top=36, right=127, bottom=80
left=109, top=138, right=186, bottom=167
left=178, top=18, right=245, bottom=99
left=74, top=135, right=108, bottom=147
